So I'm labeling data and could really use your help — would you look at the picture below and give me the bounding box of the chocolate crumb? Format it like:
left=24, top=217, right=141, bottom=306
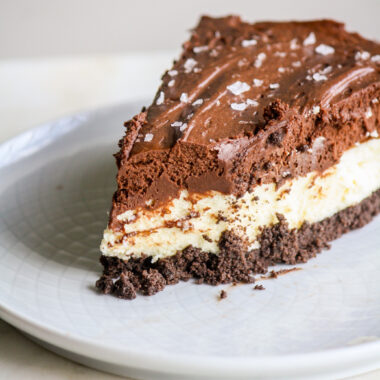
left=269, top=270, right=278, bottom=278
left=254, top=284, right=265, bottom=290
left=260, top=267, right=301, bottom=280
left=219, top=290, right=228, bottom=299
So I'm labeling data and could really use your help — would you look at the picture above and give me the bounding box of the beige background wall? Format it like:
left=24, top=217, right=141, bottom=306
left=1, top=0, right=379, bottom=59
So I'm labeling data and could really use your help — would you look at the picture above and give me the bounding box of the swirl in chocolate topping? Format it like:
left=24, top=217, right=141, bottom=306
left=110, top=16, right=380, bottom=229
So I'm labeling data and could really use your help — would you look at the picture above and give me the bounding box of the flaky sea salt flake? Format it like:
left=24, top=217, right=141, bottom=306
left=253, top=78, right=263, bottom=87
left=269, top=83, right=280, bottom=89
left=246, top=99, right=259, bottom=107
left=156, top=91, right=165, bottom=105
left=355, top=51, right=370, bottom=61
left=144, top=133, right=154, bottom=142
left=320, top=66, right=332, bottom=75
left=313, top=73, right=327, bottom=81
left=315, top=44, right=335, bottom=56
left=184, top=58, right=197, bottom=73
left=365, top=108, right=373, bottom=119
left=180, top=93, right=189, bottom=103
left=303, top=32, right=316, bottom=46
left=231, top=102, right=247, bottom=111
left=192, top=99, right=203, bottom=106
left=227, top=81, right=251, bottom=95
left=193, top=46, right=209, bottom=53
left=242, top=39, right=257, bottom=47
left=290, top=39, right=299, bottom=50
left=254, top=53, right=266, bottom=68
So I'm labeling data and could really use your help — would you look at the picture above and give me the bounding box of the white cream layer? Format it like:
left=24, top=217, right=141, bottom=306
left=101, top=138, right=380, bottom=261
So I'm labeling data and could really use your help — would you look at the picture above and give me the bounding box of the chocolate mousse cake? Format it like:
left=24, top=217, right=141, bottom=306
left=96, top=16, right=380, bottom=299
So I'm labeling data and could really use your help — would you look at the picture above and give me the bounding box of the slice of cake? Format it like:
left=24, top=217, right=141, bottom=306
left=96, top=16, right=380, bottom=299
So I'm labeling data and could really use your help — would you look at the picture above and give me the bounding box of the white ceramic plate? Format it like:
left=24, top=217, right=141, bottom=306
left=0, top=102, right=379, bottom=380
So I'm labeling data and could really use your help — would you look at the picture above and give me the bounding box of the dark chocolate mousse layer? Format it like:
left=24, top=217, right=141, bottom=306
left=110, top=17, right=380, bottom=229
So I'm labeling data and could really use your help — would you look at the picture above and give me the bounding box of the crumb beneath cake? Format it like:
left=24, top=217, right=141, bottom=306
left=253, top=284, right=265, bottom=290
left=219, top=290, right=228, bottom=299
left=260, top=267, right=301, bottom=280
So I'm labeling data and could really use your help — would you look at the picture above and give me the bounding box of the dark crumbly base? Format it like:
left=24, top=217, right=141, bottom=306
left=96, top=189, right=380, bottom=299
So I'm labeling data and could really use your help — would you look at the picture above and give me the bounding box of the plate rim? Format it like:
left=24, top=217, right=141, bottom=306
left=1, top=105, right=379, bottom=378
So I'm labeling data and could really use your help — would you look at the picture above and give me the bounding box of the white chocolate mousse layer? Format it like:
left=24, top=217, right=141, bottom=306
left=101, top=138, right=380, bottom=262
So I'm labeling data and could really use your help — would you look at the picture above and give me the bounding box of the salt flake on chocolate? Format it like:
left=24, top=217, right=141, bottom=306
left=168, top=79, right=175, bottom=87
left=355, top=51, right=370, bottom=61
left=269, top=83, right=280, bottom=89
left=315, top=44, right=335, bottom=56
left=227, top=81, right=251, bottom=95
left=242, top=39, right=257, bottom=47
left=144, top=133, right=154, bottom=142
left=303, top=32, right=316, bottom=46
left=254, top=52, right=266, bottom=68
left=253, top=78, right=263, bottom=87
left=320, top=66, right=332, bottom=75
left=180, top=93, right=189, bottom=103
left=156, top=91, right=165, bottom=105
left=290, top=39, right=299, bottom=50
left=168, top=70, right=178, bottom=76
left=231, top=102, right=247, bottom=111
left=193, top=46, right=208, bottom=53
left=184, top=58, right=197, bottom=73
left=366, top=129, right=378, bottom=138
left=371, top=55, right=380, bottom=63
left=365, top=108, right=373, bottom=119
left=246, top=99, right=259, bottom=107
left=313, top=73, right=327, bottom=81
left=192, top=99, right=203, bottom=106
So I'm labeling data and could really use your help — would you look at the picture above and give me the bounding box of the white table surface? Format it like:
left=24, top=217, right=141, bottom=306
left=0, top=54, right=379, bottom=380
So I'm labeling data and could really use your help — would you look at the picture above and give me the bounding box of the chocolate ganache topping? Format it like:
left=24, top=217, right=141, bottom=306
left=110, top=16, right=380, bottom=229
